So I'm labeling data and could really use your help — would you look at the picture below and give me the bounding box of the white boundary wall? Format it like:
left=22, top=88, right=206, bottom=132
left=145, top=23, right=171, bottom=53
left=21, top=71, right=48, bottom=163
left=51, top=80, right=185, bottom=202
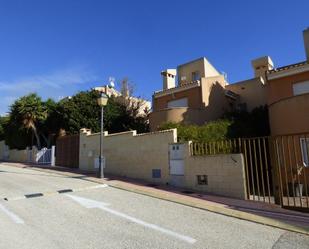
left=79, top=128, right=177, bottom=184
left=79, top=128, right=247, bottom=199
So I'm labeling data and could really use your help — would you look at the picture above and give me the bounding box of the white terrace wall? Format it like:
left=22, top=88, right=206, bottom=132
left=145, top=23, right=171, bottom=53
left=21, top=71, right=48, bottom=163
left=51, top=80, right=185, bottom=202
left=0, top=140, right=38, bottom=163
left=8, top=148, right=28, bottom=162
left=0, top=140, right=27, bottom=162
left=0, top=141, right=9, bottom=160
left=79, top=128, right=177, bottom=184
left=79, top=129, right=247, bottom=199
left=182, top=143, right=247, bottom=199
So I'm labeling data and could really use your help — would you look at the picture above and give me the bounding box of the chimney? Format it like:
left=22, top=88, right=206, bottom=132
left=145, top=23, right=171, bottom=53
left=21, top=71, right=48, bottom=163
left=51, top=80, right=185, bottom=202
left=303, top=27, right=309, bottom=61
left=251, top=56, right=274, bottom=82
left=161, top=69, right=176, bottom=90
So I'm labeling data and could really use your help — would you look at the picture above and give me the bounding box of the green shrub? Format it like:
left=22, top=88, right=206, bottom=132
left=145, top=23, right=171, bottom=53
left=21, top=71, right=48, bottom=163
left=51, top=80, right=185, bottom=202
left=159, top=106, right=270, bottom=143
left=159, top=119, right=232, bottom=142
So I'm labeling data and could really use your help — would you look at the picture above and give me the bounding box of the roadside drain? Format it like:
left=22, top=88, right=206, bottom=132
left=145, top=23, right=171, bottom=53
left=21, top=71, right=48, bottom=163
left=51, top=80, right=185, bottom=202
left=3, top=184, right=108, bottom=201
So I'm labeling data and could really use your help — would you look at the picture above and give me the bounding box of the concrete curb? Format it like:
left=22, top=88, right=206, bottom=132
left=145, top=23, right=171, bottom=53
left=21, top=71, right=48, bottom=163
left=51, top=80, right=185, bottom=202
left=60, top=172, right=309, bottom=236
left=2, top=163, right=309, bottom=236
left=106, top=183, right=309, bottom=236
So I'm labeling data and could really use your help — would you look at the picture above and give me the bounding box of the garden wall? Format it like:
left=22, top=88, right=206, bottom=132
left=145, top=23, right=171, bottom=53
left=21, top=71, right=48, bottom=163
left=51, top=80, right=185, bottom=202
left=79, top=128, right=177, bottom=184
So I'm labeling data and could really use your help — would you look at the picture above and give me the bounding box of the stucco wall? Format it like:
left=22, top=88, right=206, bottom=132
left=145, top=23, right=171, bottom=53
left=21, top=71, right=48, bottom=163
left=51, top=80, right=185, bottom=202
left=79, top=130, right=247, bottom=199
left=7, top=148, right=28, bottom=162
left=177, top=58, right=219, bottom=85
left=150, top=75, right=229, bottom=130
left=182, top=143, right=247, bottom=199
left=200, top=76, right=229, bottom=119
left=0, top=141, right=39, bottom=163
left=0, top=141, right=8, bottom=160
left=267, top=70, right=309, bottom=105
left=79, top=128, right=177, bottom=184
left=149, top=107, right=205, bottom=131
left=153, top=85, right=202, bottom=111
left=269, top=93, right=309, bottom=135
left=226, top=77, right=267, bottom=111
left=0, top=141, right=27, bottom=162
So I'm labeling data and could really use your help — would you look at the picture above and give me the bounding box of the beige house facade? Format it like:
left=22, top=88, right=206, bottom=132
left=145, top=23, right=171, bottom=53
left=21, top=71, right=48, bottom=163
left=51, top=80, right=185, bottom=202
left=225, top=56, right=273, bottom=112
left=266, top=62, right=309, bottom=136
left=149, top=57, right=271, bottom=130
left=266, top=28, right=309, bottom=136
left=149, top=58, right=234, bottom=131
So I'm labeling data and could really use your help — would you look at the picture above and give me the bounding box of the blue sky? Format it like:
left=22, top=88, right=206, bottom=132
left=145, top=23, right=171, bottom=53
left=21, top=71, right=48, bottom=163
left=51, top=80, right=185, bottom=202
left=0, top=0, right=308, bottom=115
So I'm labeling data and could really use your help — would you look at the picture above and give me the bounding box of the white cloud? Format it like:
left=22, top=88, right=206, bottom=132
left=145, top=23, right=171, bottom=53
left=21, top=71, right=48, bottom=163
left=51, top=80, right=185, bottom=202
left=0, top=67, right=100, bottom=115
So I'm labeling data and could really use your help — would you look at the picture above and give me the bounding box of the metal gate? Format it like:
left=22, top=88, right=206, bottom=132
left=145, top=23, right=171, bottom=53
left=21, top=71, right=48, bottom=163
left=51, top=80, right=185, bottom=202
left=242, top=137, right=274, bottom=204
left=243, top=134, right=309, bottom=211
left=190, top=134, right=309, bottom=211
left=272, top=133, right=309, bottom=211
left=56, top=134, right=79, bottom=168
left=36, top=147, right=55, bottom=165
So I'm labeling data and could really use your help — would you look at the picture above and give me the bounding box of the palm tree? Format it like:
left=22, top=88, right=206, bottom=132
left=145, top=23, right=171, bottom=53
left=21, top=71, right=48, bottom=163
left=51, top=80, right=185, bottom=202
left=10, top=93, right=47, bottom=149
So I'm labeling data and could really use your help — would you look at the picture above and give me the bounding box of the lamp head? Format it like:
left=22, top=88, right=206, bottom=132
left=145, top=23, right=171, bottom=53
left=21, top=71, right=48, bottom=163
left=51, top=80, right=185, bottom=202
left=97, top=93, right=108, bottom=107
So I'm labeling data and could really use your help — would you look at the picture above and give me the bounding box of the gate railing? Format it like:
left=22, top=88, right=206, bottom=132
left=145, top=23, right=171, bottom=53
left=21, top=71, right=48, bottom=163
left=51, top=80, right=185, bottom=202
left=242, top=137, right=273, bottom=204
left=189, top=138, right=242, bottom=156
left=28, top=146, right=55, bottom=166
left=36, top=148, right=52, bottom=164
left=272, top=133, right=309, bottom=209
left=189, top=134, right=309, bottom=210
left=190, top=137, right=273, bottom=203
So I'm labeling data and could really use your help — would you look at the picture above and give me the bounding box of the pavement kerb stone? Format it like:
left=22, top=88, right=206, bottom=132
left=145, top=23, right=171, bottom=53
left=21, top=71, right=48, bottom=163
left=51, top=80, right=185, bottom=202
left=105, top=182, right=309, bottom=236
left=3, top=163, right=309, bottom=236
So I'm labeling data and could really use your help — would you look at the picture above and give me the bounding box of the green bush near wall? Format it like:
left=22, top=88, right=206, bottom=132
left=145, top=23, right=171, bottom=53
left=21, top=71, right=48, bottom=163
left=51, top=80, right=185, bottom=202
left=159, top=119, right=232, bottom=142
left=158, top=106, right=270, bottom=142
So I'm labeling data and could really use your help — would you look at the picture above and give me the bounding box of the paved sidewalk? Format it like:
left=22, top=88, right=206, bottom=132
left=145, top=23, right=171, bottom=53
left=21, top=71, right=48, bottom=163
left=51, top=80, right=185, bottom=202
left=2, top=162, right=309, bottom=235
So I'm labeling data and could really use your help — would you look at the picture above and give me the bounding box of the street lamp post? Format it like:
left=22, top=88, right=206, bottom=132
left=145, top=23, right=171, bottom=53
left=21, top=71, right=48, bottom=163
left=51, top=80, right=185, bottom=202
left=97, top=92, right=108, bottom=178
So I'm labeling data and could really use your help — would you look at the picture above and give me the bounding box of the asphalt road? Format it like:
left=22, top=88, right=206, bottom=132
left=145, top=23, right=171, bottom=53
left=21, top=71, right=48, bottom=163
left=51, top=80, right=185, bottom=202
left=0, top=162, right=308, bottom=249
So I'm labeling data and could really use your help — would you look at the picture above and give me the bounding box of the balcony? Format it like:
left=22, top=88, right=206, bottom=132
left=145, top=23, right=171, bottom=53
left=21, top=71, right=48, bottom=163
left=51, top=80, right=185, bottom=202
left=153, top=80, right=200, bottom=98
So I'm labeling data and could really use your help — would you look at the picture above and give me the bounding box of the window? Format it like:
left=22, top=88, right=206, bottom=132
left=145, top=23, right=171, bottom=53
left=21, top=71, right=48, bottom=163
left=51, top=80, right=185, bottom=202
left=192, top=71, right=200, bottom=81
left=293, top=80, right=309, bottom=95
left=300, top=138, right=309, bottom=167
left=167, top=98, right=188, bottom=108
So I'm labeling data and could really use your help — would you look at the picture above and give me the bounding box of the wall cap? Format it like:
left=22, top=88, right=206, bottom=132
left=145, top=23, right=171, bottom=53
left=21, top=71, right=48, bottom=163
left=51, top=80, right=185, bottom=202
left=79, top=128, right=177, bottom=142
